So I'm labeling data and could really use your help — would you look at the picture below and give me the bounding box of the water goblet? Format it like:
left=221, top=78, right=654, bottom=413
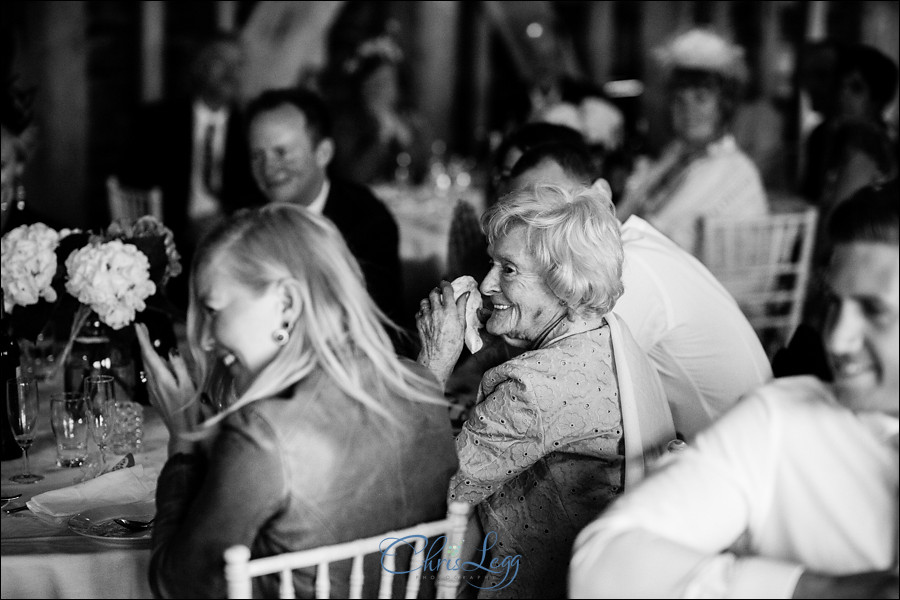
left=84, top=374, right=116, bottom=472
left=6, top=376, right=44, bottom=483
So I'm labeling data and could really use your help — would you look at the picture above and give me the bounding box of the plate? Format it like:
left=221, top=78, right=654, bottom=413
left=67, top=501, right=156, bottom=543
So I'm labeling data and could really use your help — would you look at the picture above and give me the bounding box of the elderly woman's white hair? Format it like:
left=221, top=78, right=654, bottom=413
left=482, top=183, right=624, bottom=317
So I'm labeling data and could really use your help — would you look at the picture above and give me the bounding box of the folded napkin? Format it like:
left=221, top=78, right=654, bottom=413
left=451, top=275, right=484, bottom=354
left=27, top=465, right=157, bottom=519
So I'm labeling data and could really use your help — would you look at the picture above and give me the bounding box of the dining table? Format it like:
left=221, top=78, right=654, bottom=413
left=1, top=366, right=169, bottom=599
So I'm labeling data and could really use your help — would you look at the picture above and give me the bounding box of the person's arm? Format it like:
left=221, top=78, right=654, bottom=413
left=792, top=570, right=899, bottom=599
left=449, top=373, right=544, bottom=505
left=149, top=414, right=288, bottom=599
left=569, top=391, right=802, bottom=598
left=417, top=281, right=468, bottom=389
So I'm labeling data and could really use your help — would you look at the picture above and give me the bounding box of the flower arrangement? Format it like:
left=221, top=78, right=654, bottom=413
left=1, top=216, right=181, bottom=354
left=0, top=222, right=73, bottom=313
left=65, top=240, right=156, bottom=331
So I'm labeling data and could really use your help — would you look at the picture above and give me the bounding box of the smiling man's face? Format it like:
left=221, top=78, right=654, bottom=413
left=824, top=241, right=900, bottom=416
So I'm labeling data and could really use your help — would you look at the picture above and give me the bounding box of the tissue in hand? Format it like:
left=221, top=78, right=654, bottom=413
left=451, top=275, right=484, bottom=354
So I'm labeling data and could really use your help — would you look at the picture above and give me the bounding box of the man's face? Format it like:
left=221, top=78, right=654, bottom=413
left=249, top=104, right=328, bottom=206
left=824, top=242, right=900, bottom=416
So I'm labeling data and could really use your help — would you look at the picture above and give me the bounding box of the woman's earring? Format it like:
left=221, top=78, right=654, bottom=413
left=15, top=184, right=26, bottom=211
left=272, top=323, right=291, bottom=346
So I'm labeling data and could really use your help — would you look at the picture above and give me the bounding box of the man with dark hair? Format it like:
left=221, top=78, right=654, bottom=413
left=245, top=87, right=404, bottom=329
left=570, top=180, right=899, bottom=598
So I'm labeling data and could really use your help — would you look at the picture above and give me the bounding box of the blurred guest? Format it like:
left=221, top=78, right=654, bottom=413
left=326, top=34, right=430, bottom=186
left=801, top=42, right=898, bottom=206
left=570, top=182, right=899, bottom=599
left=418, top=184, right=675, bottom=598
left=507, top=141, right=772, bottom=440
left=798, top=39, right=843, bottom=204
left=0, top=75, right=36, bottom=235
left=245, top=87, right=404, bottom=329
left=120, top=31, right=260, bottom=307
left=139, top=204, right=457, bottom=599
left=616, top=29, right=768, bottom=256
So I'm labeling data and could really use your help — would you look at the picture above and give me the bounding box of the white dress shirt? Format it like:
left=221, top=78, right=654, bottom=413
left=189, top=102, right=228, bottom=221
left=569, top=375, right=900, bottom=598
left=614, top=216, right=772, bottom=439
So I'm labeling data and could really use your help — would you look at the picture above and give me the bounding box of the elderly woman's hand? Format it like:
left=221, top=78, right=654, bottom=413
left=416, top=280, right=468, bottom=390
left=135, top=323, right=200, bottom=456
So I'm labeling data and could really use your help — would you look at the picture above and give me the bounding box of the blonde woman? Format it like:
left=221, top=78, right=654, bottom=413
left=137, top=204, right=457, bottom=598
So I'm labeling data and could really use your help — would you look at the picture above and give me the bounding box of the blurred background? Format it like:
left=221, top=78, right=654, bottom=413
left=3, top=0, right=898, bottom=229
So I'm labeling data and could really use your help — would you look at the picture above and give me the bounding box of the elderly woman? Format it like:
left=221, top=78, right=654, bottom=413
left=138, top=204, right=458, bottom=599
left=616, top=28, right=768, bottom=256
left=417, top=184, right=675, bottom=598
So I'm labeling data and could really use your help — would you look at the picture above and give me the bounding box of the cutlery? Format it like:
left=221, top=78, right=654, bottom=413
left=114, top=517, right=155, bottom=531
left=1, top=494, right=22, bottom=501
left=4, top=505, right=29, bottom=514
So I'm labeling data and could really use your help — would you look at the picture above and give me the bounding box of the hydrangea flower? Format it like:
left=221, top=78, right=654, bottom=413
left=1, top=223, right=65, bottom=313
left=65, top=240, right=157, bottom=330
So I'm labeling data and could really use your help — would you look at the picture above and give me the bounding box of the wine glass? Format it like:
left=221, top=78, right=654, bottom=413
left=84, top=374, right=116, bottom=472
left=6, top=376, right=44, bottom=483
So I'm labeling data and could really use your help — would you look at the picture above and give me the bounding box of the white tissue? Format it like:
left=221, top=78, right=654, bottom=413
left=451, top=276, right=484, bottom=354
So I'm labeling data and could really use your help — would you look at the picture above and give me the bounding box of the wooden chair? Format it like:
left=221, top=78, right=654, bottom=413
left=106, top=176, right=163, bottom=222
left=224, top=501, right=470, bottom=599
left=698, top=205, right=819, bottom=358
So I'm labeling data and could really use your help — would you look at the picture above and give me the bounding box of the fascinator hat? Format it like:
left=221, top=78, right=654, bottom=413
left=655, top=28, right=748, bottom=122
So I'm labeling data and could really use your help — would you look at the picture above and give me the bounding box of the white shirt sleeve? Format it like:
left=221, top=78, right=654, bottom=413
left=569, top=390, right=804, bottom=598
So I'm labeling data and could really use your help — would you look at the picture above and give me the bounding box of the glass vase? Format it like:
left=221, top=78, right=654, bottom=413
left=64, top=313, right=136, bottom=405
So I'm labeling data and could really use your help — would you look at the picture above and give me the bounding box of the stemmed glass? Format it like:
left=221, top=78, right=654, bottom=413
left=84, top=375, right=116, bottom=473
left=6, top=376, right=44, bottom=483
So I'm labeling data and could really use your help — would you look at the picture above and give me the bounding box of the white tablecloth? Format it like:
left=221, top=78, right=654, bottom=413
left=373, top=182, right=485, bottom=318
left=1, top=370, right=169, bottom=599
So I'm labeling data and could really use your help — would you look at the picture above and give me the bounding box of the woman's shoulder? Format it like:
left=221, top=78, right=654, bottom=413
left=484, top=328, right=611, bottom=390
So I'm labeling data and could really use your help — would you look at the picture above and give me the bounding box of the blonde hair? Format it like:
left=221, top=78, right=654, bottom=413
left=185, top=204, right=442, bottom=435
left=482, top=183, right=624, bottom=317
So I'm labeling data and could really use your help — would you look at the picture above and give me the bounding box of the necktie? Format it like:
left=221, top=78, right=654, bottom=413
left=202, top=122, right=218, bottom=195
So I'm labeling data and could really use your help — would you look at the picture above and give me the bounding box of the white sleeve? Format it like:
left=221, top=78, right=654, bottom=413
left=568, top=392, right=804, bottom=598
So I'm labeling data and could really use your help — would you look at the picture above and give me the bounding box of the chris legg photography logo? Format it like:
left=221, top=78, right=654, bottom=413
left=379, top=530, right=521, bottom=592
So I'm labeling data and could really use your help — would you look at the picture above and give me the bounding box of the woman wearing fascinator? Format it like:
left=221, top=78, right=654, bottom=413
left=137, top=204, right=457, bottom=598
left=616, top=28, right=768, bottom=256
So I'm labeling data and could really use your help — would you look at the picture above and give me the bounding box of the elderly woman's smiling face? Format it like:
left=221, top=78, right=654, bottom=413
left=480, top=223, right=566, bottom=347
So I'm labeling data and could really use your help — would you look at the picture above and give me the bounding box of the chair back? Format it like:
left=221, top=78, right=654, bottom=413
left=698, top=205, right=818, bottom=358
left=224, top=501, right=470, bottom=599
left=106, top=176, right=163, bottom=222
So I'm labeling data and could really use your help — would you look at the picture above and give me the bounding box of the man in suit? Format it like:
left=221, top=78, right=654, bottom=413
left=121, top=32, right=261, bottom=308
left=245, top=87, right=404, bottom=334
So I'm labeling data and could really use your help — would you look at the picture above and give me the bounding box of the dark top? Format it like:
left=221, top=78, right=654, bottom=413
left=323, top=178, right=404, bottom=327
left=150, top=360, right=458, bottom=599
left=119, top=98, right=263, bottom=254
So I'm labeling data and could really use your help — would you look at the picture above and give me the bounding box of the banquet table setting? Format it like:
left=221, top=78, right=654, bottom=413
left=1, top=367, right=169, bottom=600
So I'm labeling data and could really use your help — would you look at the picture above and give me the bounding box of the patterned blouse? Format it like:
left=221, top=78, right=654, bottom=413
left=449, top=324, right=624, bottom=599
